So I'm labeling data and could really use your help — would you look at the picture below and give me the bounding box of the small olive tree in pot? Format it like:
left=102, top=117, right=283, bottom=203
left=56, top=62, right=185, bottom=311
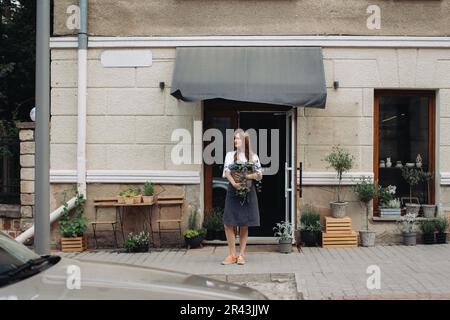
left=401, top=167, right=422, bottom=216
left=352, top=177, right=378, bottom=247
left=323, top=146, right=354, bottom=218
left=420, top=171, right=436, bottom=218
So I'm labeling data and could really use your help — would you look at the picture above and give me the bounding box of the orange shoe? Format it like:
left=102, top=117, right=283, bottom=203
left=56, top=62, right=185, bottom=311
left=221, top=255, right=237, bottom=265
left=237, top=256, right=246, bottom=265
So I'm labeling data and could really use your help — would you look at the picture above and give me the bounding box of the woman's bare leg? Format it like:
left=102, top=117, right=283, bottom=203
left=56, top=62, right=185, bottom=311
left=239, top=227, right=249, bottom=257
left=224, top=224, right=237, bottom=257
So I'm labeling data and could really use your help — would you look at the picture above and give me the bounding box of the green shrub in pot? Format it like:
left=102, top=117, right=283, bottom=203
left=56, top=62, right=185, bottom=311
left=419, top=220, right=436, bottom=245
left=274, top=221, right=294, bottom=254
left=299, top=206, right=322, bottom=247
left=435, top=216, right=449, bottom=244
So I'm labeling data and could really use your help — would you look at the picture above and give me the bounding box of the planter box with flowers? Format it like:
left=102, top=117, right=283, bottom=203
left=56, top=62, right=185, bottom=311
left=59, top=193, right=88, bottom=253
left=379, top=185, right=401, bottom=218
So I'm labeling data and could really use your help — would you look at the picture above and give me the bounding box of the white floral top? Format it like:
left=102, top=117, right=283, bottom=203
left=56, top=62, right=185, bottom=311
left=222, top=151, right=263, bottom=181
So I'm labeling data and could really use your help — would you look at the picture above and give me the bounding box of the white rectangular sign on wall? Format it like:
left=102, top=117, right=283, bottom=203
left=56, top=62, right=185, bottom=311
left=101, top=50, right=153, bottom=68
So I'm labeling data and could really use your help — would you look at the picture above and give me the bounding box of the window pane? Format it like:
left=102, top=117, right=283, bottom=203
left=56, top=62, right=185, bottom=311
left=378, top=95, right=430, bottom=205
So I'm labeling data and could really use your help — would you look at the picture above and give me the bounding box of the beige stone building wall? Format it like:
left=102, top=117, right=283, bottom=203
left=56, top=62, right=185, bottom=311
left=51, top=48, right=201, bottom=172
left=53, top=0, right=450, bottom=37
left=299, top=47, right=450, bottom=243
left=50, top=45, right=450, bottom=245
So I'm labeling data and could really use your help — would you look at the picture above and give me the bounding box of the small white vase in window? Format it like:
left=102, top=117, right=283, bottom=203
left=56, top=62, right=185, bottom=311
left=380, top=160, right=386, bottom=168
left=386, top=157, right=392, bottom=168
left=416, top=154, right=422, bottom=168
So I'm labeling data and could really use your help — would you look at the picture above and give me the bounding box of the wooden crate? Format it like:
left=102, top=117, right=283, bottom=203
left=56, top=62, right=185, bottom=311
left=61, top=236, right=87, bottom=253
left=324, top=216, right=353, bottom=233
left=322, top=231, right=358, bottom=248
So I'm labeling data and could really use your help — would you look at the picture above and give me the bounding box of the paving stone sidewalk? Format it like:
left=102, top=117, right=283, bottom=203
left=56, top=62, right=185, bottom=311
left=58, top=244, right=450, bottom=300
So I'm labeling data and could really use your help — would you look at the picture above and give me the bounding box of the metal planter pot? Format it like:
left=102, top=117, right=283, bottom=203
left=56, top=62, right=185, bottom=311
left=279, top=239, right=293, bottom=254
left=422, top=233, right=435, bottom=245
left=301, top=231, right=320, bottom=247
left=403, top=232, right=417, bottom=246
left=405, top=204, right=421, bottom=217
left=330, top=202, right=348, bottom=218
left=422, top=205, right=436, bottom=218
left=436, top=233, right=448, bottom=244
left=359, top=230, right=376, bottom=247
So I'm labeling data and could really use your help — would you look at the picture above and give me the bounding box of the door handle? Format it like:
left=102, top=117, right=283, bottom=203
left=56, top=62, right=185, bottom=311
left=298, top=162, right=303, bottom=198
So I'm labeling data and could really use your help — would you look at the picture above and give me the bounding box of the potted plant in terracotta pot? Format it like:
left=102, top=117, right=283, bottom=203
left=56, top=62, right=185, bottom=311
left=273, top=221, right=294, bottom=254
left=420, top=171, right=436, bottom=218
left=352, top=177, right=378, bottom=247
left=142, top=181, right=155, bottom=204
left=401, top=167, right=423, bottom=216
left=419, top=220, right=436, bottom=245
left=323, top=146, right=354, bottom=218
left=435, top=216, right=449, bottom=244
left=299, top=206, right=322, bottom=247
left=397, top=213, right=417, bottom=246
left=59, top=193, right=88, bottom=252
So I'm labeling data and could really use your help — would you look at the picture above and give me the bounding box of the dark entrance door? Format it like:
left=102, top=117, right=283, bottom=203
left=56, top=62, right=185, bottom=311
left=203, top=100, right=293, bottom=238
left=239, top=112, right=286, bottom=237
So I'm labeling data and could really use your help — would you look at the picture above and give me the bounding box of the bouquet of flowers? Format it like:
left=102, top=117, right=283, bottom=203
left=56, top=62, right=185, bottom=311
left=229, top=160, right=262, bottom=206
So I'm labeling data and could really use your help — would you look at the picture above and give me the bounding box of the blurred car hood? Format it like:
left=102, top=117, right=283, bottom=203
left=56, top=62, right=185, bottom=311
left=0, top=257, right=267, bottom=300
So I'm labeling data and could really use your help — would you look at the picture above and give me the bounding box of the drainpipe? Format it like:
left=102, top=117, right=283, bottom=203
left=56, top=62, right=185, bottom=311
left=16, top=198, right=77, bottom=244
left=34, top=0, right=51, bottom=255
left=16, top=1, right=88, bottom=245
left=77, top=0, right=88, bottom=197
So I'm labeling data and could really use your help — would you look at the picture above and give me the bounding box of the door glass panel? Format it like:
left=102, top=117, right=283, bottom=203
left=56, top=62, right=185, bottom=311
left=207, top=117, right=233, bottom=210
left=378, top=95, right=430, bottom=206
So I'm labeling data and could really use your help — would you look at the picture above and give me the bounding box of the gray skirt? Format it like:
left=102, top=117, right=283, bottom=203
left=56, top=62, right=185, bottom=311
left=223, top=181, right=260, bottom=227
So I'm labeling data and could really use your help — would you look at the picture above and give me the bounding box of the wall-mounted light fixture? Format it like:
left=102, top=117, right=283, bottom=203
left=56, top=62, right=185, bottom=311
left=160, top=82, right=165, bottom=90
left=333, top=81, right=339, bottom=90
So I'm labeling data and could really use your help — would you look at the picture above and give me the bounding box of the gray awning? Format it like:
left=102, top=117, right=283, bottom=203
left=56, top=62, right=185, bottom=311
left=171, top=47, right=327, bottom=108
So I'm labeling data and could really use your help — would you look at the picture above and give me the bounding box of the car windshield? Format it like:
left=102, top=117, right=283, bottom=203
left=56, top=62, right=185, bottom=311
left=0, top=232, right=40, bottom=275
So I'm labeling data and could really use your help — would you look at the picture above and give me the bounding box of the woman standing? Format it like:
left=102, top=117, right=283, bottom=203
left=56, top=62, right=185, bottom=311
left=221, top=130, right=263, bottom=265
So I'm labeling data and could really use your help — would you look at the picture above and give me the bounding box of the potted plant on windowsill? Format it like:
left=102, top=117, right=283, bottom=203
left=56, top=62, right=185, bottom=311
left=142, top=181, right=155, bottom=204
left=401, top=167, right=422, bottom=217
left=420, top=171, right=436, bottom=218
left=397, top=213, right=417, bottom=246
left=299, top=206, right=322, bottom=247
left=323, top=146, right=354, bottom=218
left=124, top=231, right=150, bottom=253
left=274, top=221, right=294, bottom=254
left=59, top=193, right=88, bottom=252
left=352, top=177, right=378, bottom=247
left=419, top=220, right=436, bottom=245
left=435, top=216, right=449, bottom=244
left=379, top=185, right=401, bottom=217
